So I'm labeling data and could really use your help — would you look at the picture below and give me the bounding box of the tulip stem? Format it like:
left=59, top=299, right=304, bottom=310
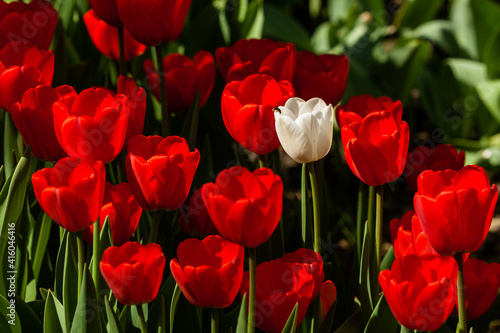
left=155, top=45, right=170, bottom=136
left=307, top=162, right=321, bottom=255
left=247, top=247, right=257, bottom=333
left=92, top=219, right=100, bottom=293
left=136, top=304, right=148, bottom=333
left=76, top=231, right=85, bottom=296
left=211, top=308, right=219, bottom=333
left=118, top=27, right=126, bottom=76
left=455, top=253, right=467, bottom=333
left=375, top=185, right=383, bottom=273
left=148, top=211, right=162, bottom=244
left=356, top=181, right=364, bottom=262
left=367, top=186, right=375, bottom=247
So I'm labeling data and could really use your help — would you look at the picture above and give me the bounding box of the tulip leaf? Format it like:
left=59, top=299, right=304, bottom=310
left=235, top=293, right=248, bottom=333
left=70, top=264, right=102, bottom=333
left=31, top=213, right=52, bottom=282
left=149, top=274, right=176, bottom=333
left=104, top=296, right=123, bottom=333
left=44, top=291, right=67, bottom=333
left=319, top=299, right=337, bottom=333
left=483, top=24, right=500, bottom=78
left=476, top=80, right=500, bottom=124
left=2, top=113, right=17, bottom=178
left=170, top=283, right=181, bottom=333
left=63, top=232, right=78, bottom=329
left=90, top=216, right=112, bottom=301
left=0, top=165, right=4, bottom=188
left=0, top=293, right=21, bottom=333
left=359, top=222, right=374, bottom=324
left=363, top=294, right=397, bottom=333
left=54, top=230, right=69, bottom=301
left=180, top=91, right=200, bottom=150
left=380, top=246, right=394, bottom=272
left=281, top=302, right=299, bottom=333
left=240, top=0, right=264, bottom=39
left=219, top=298, right=242, bottom=333
left=13, top=295, right=42, bottom=333
left=397, top=0, right=444, bottom=29
left=333, top=309, right=363, bottom=333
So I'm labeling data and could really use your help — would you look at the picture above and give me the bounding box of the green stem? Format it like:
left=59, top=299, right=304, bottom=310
left=76, top=231, right=85, bottom=296
left=258, top=154, right=267, bottom=169
left=356, top=181, right=364, bottom=263
left=455, top=253, right=467, bottom=333
left=211, top=308, right=219, bottom=333
left=247, top=247, right=256, bottom=333
left=118, top=27, right=126, bottom=76
left=148, top=211, right=162, bottom=244
left=92, top=219, right=100, bottom=292
left=155, top=45, right=170, bottom=136
left=307, top=162, right=321, bottom=255
left=301, top=163, right=311, bottom=247
left=312, top=291, right=322, bottom=331
left=136, top=304, right=148, bottom=333
left=367, top=186, right=376, bottom=248
left=375, top=185, right=383, bottom=273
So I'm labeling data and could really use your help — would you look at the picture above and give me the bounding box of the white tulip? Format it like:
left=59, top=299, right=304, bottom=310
left=274, top=97, right=334, bottom=164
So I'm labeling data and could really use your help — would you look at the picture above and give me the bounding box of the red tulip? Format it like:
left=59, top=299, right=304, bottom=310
left=216, top=38, right=297, bottom=83
left=126, top=135, right=200, bottom=211
left=320, top=280, right=337, bottom=321
left=52, top=87, right=130, bottom=164
left=10, top=85, right=76, bottom=161
left=414, top=165, right=498, bottom=255
left=451, top=258, right=500, bottom=320
left=379, top=255, right=458, bottom=331
left=335, top=94, right=402, bottom=130
left=293, top=51, right=349, bottom=106
left=0, top=0, right=58, bottom=50
left=201, top=166, right=283, bottom=248
left=83, top=182, right=142, bottom=246
left=404, top=144, right=465, bottom=192
left=240, top=258, right=315, bottom=333
left=389, top=210, right=416, bottom=258
left=84, top=9, right=146, bottom=61
left=411, top=213, right=442, bottom=257
left=179, top=186, right=218, bottom=237
left=143, top=51, right=215, bottom=113
left=282, top=248, right=324, bottom=302
left=117, top=75, right=146, bottom=148
left=88, top=0, right=122, bottom=27
left=341, top=111, right=409, bottom=186
left=170, top=235, right=244, bottom=308
left=31, top=157, right=106, bottom=232
left=116, top=0, right=191, bottom=46
left=0, top=41, right=53, bottom=111
left=100, top=242, right=165, bottom=305
left=221, top=73, right=294, bottom=155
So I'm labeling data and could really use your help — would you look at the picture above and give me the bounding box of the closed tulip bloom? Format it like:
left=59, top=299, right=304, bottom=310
left=83, top=182, right=142, bottom=246
left=240, top=259, right=315, bottom=333
left=31, top=157, right=106, bottom=232
left=126, top=135, right=200, bottom=211
left=88, top=0, right=122, bottom=27
left=414, top=165, right=498, bottom=255
left=0, top=0, right=58, bottom=50
left=275, top=97, right=333, bottom=164
left=282, top=248, right=324, bottom=302
left=143, top=51, right=215, bottom=113
left=100, top=242, right=165, bottom=305
left=116, top=0, right=191, bottom=46
left=170, top=235, right=244, bottom=308
left=117, top=75, right=146, bottom=148
left=216, top=38, right=297, bottom=83
left=179, top=186, right=218, bottom=237
left=335, top=94, right=402, bottom=130
left=10, top=85, right=76, bottom=162
left=451, top=258, right=500, bottom=320
left=0, top=41, right=53, bottom=111
left=84, top=9, right=146, bottom=61
left=379, top=255, right=458, bottom=331
left=320, top=280, right=337, bottom=321
left=341, top=111, right=409, bottom=186
left=389, top=210, right=416, bottom=258
left=404, top=144, right=465, bottom=192
left=201, top=166, right=283, bottom=248
left=52, top=87, right=130, bottom=164
left=293, top=51, right=349, bottom=106
left=221, top=74, right=294, bottom=155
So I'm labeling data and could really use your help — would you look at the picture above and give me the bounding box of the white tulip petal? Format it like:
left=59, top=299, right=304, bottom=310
left=275, top=112, right=312, bottom=164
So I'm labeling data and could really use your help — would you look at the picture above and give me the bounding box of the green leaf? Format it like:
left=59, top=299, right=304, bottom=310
left=403, top=20, right=459, bottom=55
left=0, top=293, right=21, bottom=333
left=31, top=213, right=52, bottom=282
left=280, top=302, right=298, bottom=333
left=318, top=299, right=337, bottom=333
left=104, top=296, right=123, bottom=333
left=180, top=91, right=201, bottom=151
left=13, top=295, right=42, bottom=333
left=483, top=23, right=500, bottom=78
left=333, top=309, right=363, bottom=333
left=169, top=283, right=181, bottom=333
left=359, top=222, right=374, bottom=324
left=63, top=232, right=78, bottom=330
left=235, top=293, right=248, bottom=333
left=363, top=294, right=398, bottom=333
left=476, top=80, right=500, bottom=124
left=2, top=113, right=17, bottom=178
left=240, top=0, right=264, bottom=39
left=380, top=246, right=394, bottom=272
left=398, top=0, right=444, bottom=29
left=44, top=291, right=67, bottom=333
left=445, top=58, right=488, bottom=93
left=327, top=0, right=353, bottom=25
left=54, top=230, right=69, bottom=301
left=70, top=264, right=102, bottom=333
left=263, top=3, right=312, bottom=51
left=148, top=274, right=176, bottom=333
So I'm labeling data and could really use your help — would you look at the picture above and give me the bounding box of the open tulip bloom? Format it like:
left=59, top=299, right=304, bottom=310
left=274, top=97, right=333, bottom=164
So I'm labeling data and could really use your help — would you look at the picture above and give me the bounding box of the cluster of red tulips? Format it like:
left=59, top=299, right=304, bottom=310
left=2, top=0, right=500, bottom=333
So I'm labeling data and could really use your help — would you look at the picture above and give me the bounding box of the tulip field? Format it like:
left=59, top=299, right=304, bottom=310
left=3, top=0, right=500, bottom=332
